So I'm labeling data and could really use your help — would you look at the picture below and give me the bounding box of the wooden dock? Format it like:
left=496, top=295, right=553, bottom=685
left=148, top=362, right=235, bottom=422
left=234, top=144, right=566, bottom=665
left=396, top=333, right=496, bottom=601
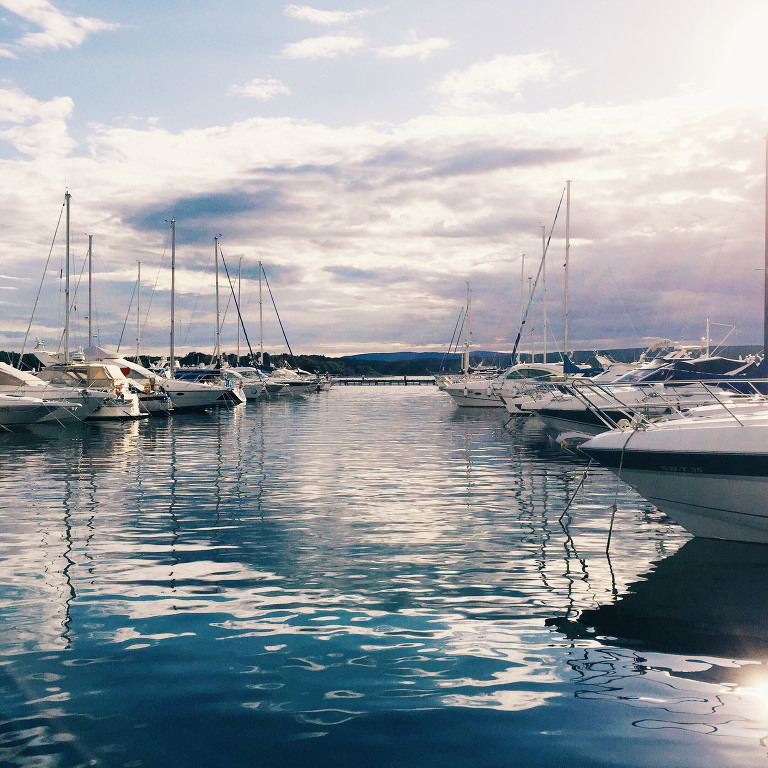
left=331, top=376, right=435, bottom=386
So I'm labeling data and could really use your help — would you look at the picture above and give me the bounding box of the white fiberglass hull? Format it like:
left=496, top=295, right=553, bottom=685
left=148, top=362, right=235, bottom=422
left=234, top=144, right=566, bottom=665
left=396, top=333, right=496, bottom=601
left=444, top=382, right=503, bottom=407
left=161, top=380, right=236, bottom=411
left=580, top=403, right=768, bottom=544
left=0, top=395, right=76, bottom=427
left=0, top=384, right=106, bottom=423
left=87, top=393, right=146, bottom=420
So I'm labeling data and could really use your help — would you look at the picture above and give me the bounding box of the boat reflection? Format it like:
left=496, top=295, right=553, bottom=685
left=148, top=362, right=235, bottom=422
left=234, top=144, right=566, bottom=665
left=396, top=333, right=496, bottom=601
left=554, top=538, right=768, bottom=660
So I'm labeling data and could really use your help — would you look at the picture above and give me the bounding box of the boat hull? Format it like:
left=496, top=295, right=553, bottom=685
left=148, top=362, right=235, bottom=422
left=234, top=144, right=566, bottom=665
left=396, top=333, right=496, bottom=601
left=581, top=413, right=768, bottom=544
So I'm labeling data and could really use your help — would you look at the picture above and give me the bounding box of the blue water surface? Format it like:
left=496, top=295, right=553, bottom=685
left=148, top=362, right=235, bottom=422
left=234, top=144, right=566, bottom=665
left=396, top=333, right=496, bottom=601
left=0, top=386, right=766, bottom=767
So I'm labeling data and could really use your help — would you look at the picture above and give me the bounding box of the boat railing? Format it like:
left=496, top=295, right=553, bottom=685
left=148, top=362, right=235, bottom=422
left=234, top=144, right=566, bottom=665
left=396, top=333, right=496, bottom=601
left=563, top=377, right=768, bottom=431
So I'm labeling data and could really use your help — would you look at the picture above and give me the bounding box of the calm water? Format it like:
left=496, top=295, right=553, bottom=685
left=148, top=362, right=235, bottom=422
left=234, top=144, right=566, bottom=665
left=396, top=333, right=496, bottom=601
left=1, top=386, right=767, bottom=767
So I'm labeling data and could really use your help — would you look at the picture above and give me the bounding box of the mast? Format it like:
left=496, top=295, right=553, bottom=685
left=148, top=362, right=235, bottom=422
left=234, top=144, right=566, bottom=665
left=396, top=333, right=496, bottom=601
left=764, top=136, right=768, bottom=370
left=462, top=282, right=471, bottom=375
left=87, top=234, right=93, bottom=345
left=564, top=180, right=571, bottom=357
left=519, top=254, right=525, bottom=364
left=237, top=256, right=242, bottom=362
left=541, top=224, right=547, bottom=362
left=136, top=260, right=142, bottom=362
left=64, top=191, right=71, bottom=362
left=528, top=276, right=534, bottom=362
left=170, top=219, right=176, bottom=377
left=258, top=260, right=264, bottom=366
left=214, top=235, right=221, bottom=363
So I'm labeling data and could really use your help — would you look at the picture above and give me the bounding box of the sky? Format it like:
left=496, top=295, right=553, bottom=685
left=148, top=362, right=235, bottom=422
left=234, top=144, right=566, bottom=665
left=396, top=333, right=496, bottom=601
left=2, top=0, right=768, bottom=360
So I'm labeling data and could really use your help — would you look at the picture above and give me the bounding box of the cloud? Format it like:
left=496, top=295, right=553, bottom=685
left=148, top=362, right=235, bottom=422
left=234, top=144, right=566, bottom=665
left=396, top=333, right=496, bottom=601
left=437, top=52, right=572, bottom=111
left=0, top=0, right=118, bottom=56
left=284, top=4, right=373, bottom=26
left=0, top=87, right=75, bottom=156
left=377, top=33, right=451, bottom=61
left=229, top=77, right=291, bottom=101
left=279, top=34, right=366, bottom=59
left=1, top=77, right=766, bottom=355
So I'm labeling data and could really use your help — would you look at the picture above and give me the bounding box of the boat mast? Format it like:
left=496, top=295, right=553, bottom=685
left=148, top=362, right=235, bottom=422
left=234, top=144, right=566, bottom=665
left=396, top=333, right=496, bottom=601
left=541, top=224, right=547, bottom=363
left=564, top=180, right=571, bottom=357
left=87, top=233, right=93, bottom=346
left=237, top=256, right=242, bottom=363
left=462, top=282, right=471, bottom=375
left=214, top=235, right=221, bottom=363
left=64, top=191, right=71, bottom=362
left=258, top=260, right=264, bottom=366
left=528, top=276, right=534, bottom=362
left=519, top=254, right=525, bottom=364
left=136, top=260, right=141, bottom=362
left=764, top=136, right=768, bottom=370
left=170, top=218, right=176, bottom=377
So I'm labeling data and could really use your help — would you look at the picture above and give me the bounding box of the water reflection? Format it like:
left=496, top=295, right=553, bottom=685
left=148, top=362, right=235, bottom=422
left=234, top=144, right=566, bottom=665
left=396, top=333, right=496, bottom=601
left=550, top=538, right=768, bottom=748
left=0, top=388, right=763, bottom=767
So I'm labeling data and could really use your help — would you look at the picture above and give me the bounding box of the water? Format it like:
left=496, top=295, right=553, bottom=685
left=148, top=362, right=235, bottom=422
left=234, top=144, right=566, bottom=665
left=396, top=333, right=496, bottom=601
left=1, top=386, right=767, bottom=767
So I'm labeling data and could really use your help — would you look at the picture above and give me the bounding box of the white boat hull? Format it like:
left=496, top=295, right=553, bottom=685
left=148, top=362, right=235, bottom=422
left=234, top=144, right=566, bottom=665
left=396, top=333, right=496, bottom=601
left=581, top=403, right=768, bottom=544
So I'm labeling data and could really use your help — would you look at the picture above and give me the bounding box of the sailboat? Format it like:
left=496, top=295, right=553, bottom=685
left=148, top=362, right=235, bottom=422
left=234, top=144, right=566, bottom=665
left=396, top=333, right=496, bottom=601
left=31, top=193, right=145, bottom=420
left=159, top=222, right=244, bottom=410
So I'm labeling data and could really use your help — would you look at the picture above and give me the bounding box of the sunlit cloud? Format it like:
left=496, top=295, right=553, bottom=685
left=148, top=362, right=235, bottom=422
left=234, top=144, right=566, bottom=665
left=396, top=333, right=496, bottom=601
left=377, top=32, right=451, bottom=61
left=0, top=87, right=75, bottom=157
left=0, top=0, right=118, bottom=56
left=284, top=4, right=373, bottom=26
left=279, top=34, right=366, bottom=59
left=229, top=77, right=291, bottom=101
left=437, top=52, right=571, bottom=111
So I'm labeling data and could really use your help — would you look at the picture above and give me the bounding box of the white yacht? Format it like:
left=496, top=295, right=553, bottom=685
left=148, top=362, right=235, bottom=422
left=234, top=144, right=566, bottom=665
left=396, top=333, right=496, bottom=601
left=264, top=366, right=319, bottom=396
left=0, top=393, right=80, bottom=428
left=34, top=354, right=146, bottom=420
left=82, top=346, right=173, bottom=415
left=229, top=366, right=268, bottom=399
left=0, top=362, right=109, bottom=423
left=579, top=396, right=768, bottom=544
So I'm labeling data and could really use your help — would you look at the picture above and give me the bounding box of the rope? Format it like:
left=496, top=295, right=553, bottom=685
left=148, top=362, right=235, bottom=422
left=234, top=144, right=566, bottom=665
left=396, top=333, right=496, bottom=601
left=21, top=200, right=66, bottom=363
left=510, top=188, right=565, bottom=364
left=218, top=246, right=260, bottom=368
left=559, top=459, right=593, bottom=522
left=261, top=265, right=296, bottom=364
left=605, top=429, right=635, bottom=554
left=116, top=281, right=137, bottom=352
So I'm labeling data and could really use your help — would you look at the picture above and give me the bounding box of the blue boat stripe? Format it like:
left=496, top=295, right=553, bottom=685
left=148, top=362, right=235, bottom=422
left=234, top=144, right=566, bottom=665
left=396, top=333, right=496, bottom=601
left=581, top=447, right=768, bottom=477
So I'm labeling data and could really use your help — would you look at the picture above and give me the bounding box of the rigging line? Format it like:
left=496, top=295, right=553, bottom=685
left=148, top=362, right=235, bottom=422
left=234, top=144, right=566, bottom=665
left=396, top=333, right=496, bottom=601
left=510, top=188, right=566, bottom=364
left=606, top=429, right=635, bottom=554
left=140, top=231, right=170, bottom=344
left=261, top=265, right=296, bottom=363
left=217, top=246, right=260, bottom=368
left=441, top=308, right=464, bottom=371
left=116, top=281, right=138, bottom=353
left=21, top=200, right=66, bottom=363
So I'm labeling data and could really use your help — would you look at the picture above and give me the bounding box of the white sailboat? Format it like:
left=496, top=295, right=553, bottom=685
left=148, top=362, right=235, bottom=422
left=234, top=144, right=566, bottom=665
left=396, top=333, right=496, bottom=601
left=442, top=283, right=505, bottom=407
left=31, top=193, right=145, bottom=420
left=161, top=221, right=243, bottom=411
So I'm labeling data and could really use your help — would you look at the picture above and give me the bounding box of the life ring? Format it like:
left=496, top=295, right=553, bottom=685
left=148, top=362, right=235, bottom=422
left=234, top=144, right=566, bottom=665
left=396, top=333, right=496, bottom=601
left=115, top=384, right=123, bottom=395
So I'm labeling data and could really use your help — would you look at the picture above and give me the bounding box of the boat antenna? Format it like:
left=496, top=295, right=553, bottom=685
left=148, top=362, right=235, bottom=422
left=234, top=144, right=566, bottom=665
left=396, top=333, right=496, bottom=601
left=509, top=188, right=566, bottom=364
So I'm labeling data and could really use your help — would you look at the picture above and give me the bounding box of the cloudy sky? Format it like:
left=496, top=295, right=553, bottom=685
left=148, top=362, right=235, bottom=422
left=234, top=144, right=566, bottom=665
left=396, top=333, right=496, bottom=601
left=2, top=1, right=768, bottom=359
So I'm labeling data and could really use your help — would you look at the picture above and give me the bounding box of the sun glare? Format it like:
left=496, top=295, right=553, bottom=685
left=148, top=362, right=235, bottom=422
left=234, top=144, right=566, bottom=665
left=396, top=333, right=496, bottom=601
left=712, top=6, right=768, bottom=105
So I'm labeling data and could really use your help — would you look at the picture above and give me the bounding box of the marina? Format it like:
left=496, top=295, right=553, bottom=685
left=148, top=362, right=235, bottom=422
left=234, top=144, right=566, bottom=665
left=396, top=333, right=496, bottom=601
left=1, top=386, right=767, bottom=767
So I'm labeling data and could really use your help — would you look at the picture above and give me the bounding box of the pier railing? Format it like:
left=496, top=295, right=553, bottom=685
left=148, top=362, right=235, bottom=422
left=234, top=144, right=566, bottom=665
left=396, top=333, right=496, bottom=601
left=331, top=376, right=435, bottom=386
